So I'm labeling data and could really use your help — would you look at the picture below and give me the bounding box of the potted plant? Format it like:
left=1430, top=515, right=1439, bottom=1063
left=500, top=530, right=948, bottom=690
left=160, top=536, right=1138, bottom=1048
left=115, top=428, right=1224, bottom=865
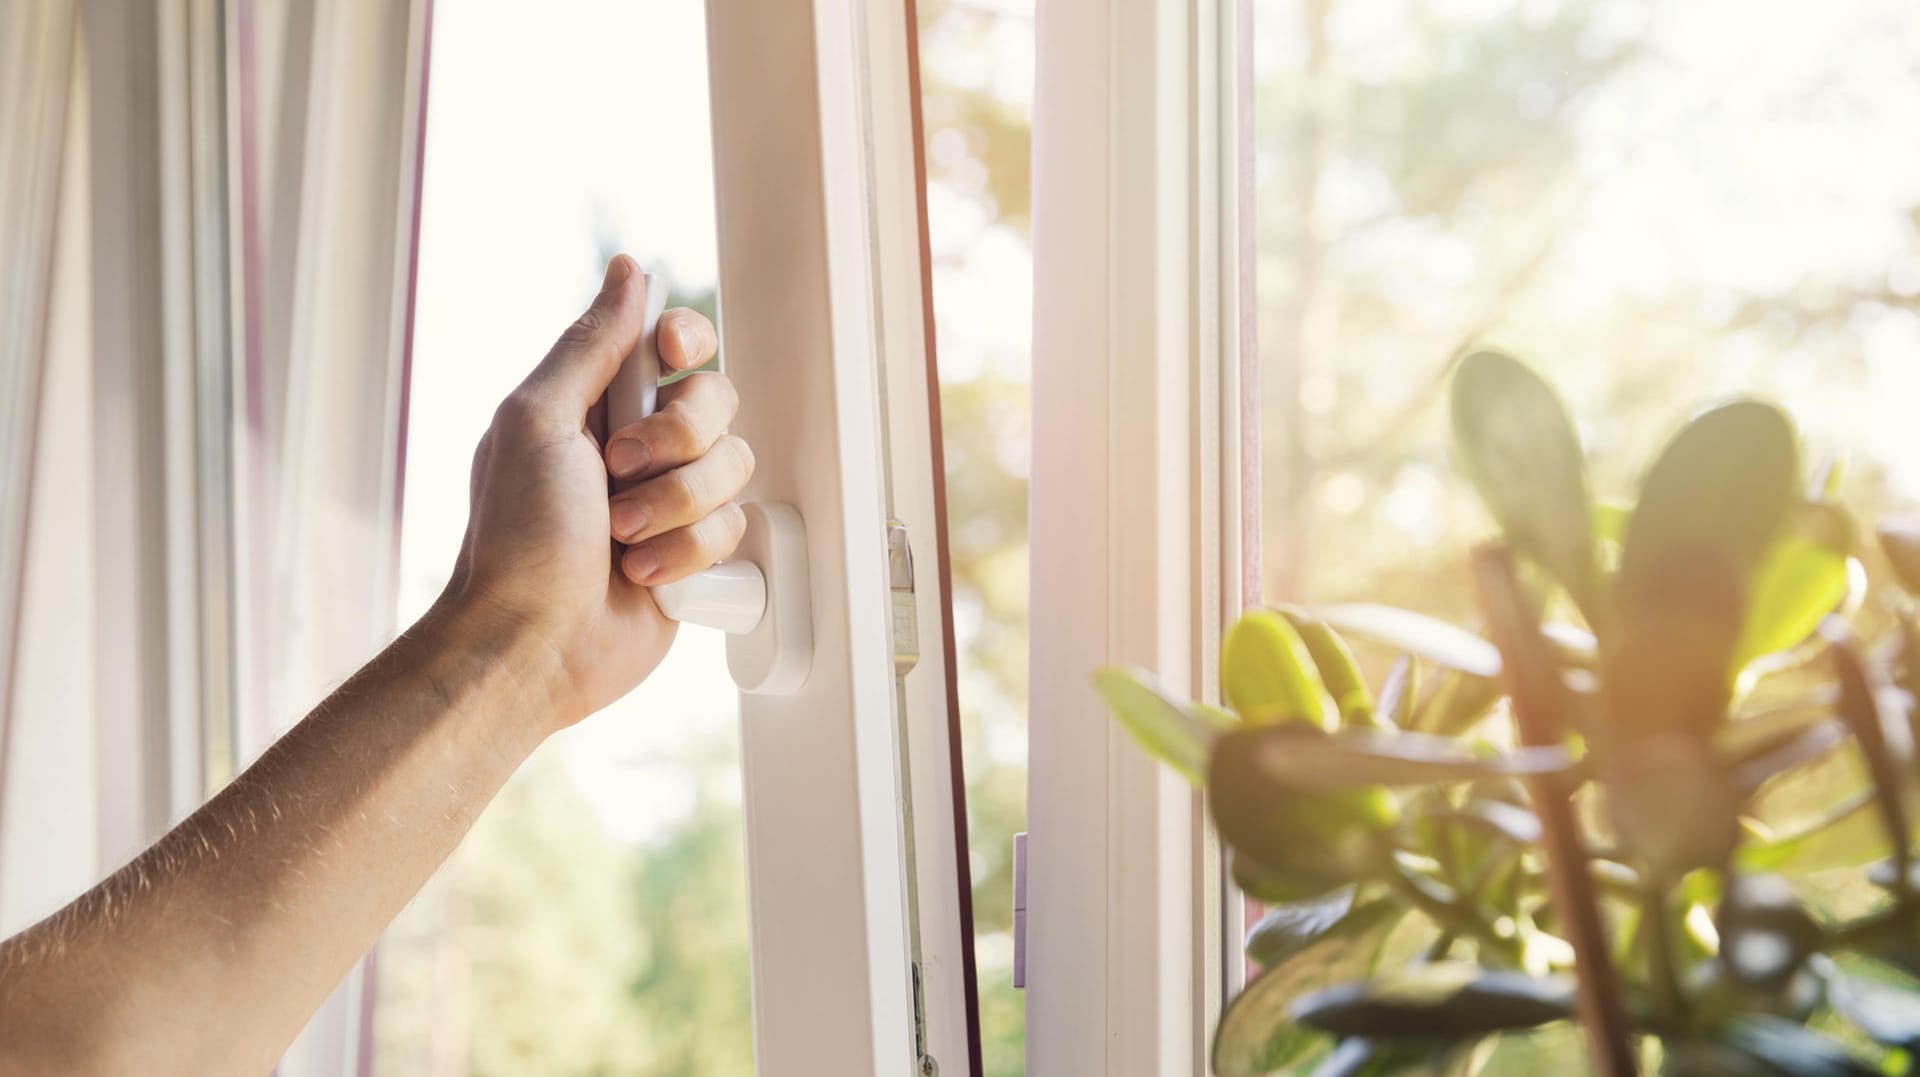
left=1098, top=350, right=1920, bottom=1075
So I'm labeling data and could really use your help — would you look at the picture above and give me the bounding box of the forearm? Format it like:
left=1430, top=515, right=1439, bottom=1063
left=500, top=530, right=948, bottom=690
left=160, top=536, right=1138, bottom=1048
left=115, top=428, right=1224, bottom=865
left=0, top=600, right=561, bottom=1076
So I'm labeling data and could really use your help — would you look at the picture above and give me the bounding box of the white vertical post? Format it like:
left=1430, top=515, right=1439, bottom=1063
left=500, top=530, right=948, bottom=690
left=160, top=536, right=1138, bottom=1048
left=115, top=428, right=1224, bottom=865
left=1028, top=0, right=1244, bottom=1071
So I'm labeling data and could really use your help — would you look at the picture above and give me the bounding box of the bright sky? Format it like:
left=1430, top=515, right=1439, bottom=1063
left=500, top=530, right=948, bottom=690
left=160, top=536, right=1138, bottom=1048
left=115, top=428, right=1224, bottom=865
left=399, top=0, right=736, bottom=844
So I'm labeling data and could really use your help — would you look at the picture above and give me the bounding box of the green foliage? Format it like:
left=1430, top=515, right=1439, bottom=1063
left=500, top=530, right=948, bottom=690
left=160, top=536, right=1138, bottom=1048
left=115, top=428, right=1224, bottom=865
left=1449, top=351, right=1598, bottom=616
left=374, top=752, right=754, bottom=1077
left=1095, top=667, right=1229, bottom=783
left=1226, top=610, right=1340, bottom=727
left=1098, top=358, right=1920, bottom=1075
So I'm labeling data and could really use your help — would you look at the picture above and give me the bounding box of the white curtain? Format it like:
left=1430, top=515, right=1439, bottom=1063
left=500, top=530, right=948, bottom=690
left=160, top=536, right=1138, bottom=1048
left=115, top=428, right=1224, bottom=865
left=0, top=2, right=432, bottom=1073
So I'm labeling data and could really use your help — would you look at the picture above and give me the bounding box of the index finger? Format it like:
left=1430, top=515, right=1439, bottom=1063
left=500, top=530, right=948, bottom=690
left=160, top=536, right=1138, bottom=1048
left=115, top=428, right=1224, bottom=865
left=659, top=308, right=718, bottom=371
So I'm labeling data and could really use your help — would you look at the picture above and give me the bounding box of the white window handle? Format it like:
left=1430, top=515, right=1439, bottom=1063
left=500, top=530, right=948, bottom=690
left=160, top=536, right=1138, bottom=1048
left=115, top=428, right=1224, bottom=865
left=606, top=272, right=812, bottom=695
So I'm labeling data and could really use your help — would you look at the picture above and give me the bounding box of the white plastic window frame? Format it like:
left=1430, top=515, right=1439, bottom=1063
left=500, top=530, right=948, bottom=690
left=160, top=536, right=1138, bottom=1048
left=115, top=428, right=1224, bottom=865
left=707, top=1, right=976, bottom=1074
left=1027, top=0, right=1249, bottom=1071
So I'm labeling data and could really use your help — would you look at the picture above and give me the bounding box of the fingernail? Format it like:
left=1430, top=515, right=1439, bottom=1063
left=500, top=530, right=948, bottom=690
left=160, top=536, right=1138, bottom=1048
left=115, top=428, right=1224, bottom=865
left=624, top=545, right=659, bottom=584
left=607, top=438, right=650, bottom=478
left=673, top=322, right=704, bottom=365
left=602, top=255, right=632, bottom=291
left=611, top=499, right=648, bottom=540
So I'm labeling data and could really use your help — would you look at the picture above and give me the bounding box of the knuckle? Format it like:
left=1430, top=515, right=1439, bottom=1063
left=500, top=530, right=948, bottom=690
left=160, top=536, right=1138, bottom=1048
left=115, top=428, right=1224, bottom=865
left=564, top=307, right=607, bottom=343
left=491, top=392, right=544, bottom=434
left=717, top=434, right=755, bottom=480
left=709, top=502, right=749, bottom=552
left=665, top=469, right=705, bottom=518
left=656, top=404, right=703, bottom=456
left=684, top=370, right=737, bottom=409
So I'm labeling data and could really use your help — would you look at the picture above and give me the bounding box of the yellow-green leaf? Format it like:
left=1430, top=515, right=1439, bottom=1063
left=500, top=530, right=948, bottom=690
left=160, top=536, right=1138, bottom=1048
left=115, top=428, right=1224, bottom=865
left=1282, top=609, right=1375, bottom=727
left=1094, top=667, right=1216, bottom=784
left=1312, top=604, right=1502, bottom=679
left=1223, top=610, right=1335, bottom=727
left=1735, top=503, right=1854, bottom=671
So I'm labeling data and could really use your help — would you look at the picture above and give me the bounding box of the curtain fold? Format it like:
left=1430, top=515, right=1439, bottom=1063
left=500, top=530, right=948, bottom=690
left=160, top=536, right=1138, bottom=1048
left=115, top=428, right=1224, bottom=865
left=0, top=2, right=432, bottom=1073
left=0, top=0, right=80, bottom=865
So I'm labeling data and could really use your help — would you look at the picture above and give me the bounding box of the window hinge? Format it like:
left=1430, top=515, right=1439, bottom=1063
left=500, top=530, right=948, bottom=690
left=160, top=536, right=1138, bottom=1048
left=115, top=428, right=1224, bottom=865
left=1012, top=831, right=1028, bottom=989
left=886, top=520, right=937, bottom=1075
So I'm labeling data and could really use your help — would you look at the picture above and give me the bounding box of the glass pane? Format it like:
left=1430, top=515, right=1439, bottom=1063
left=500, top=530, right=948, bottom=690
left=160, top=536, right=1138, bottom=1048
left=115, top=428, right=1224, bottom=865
left=375, top=3, right=750, bottom=1074
left=1246, top=0, right=1920, bottom=1053
left=916, top=1, right=1036, bottom=1073
left=1251, top=0, right=1920, bottom=612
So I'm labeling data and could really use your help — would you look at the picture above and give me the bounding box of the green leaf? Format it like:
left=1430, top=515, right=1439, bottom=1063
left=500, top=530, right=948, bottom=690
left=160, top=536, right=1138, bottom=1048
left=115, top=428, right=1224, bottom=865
left=1715, top=1015, right=1882, bottom=1077
left=1604, top=735, right=1741, bottom=879
left=1408, top=669, right=1503, bottom=737
left=1716, top=703, right=1838, bottom=765
left=1739, top=791, right=1886, bottom=873
left=1209, top=728, right=1401, bottom=882
left=1245, top=886, right=1357, bottom=968
left=1728, top=719, right=1846, bottom=794
left=1284, top=609, right=1377, bottom=727
left=1231, top=850, right=1352, bottom=905
left=1311, top=605, right=1503, bottom=679
left=1449, top=351, right=1598, bottom=612
left=1610, top=402, right=1799, bottom=738
left=1593, top=499, right=1633, bottom=547
left=1620, top=400, right=1800, bottom=594
left=1192, top=700, right=1241, bottom=731
left=1236, top=725, right=1579, bottom=793
left=1224, top=610, right=1336, bottom=727
left=1429, top=800, right=1543, bottom=847
left=1827, top=967, right=1920, bottom=1052
left=1736, top=503, right=1855, bottom=671
left=1213, top=901, right=1403, bottom=1076
left=1093, top=667, right=1217, bottom=784
left=1289, top=964, right=1575, bottom=1039
left=1606, top=554, right=1748, bottom=742
left=1308, top=1038, right=1452, bottom=1077
left=1375, top=656, right=1418, bottom=728
left=1877, top=516, right=1920, bottom=595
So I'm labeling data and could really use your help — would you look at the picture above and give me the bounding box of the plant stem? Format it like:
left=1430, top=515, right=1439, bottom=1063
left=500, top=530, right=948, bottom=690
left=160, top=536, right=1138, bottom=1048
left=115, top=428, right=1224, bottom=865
left=1472, top=545, right=1638, bottom=1077
left=1639, top=883, right=1685, bottom=1025
left=1382, top=855, right=1525, bottom=967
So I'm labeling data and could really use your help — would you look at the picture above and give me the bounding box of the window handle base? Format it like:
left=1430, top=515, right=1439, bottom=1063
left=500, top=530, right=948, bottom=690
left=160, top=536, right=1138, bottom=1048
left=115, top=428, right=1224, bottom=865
left=610, top=272, right=814, bottom=695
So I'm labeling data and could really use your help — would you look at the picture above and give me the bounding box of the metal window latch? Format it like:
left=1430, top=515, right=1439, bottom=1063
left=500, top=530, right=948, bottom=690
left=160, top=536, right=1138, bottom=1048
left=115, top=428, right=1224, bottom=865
left=1012, top=832, right=1028, bottom=989
left=887, top=520, right=919, bottom=676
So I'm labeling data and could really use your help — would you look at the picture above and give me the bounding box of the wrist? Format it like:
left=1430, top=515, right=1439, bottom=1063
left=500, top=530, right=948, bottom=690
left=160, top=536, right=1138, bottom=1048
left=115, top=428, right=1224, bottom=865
left=416, top=591, right=580, bottom=747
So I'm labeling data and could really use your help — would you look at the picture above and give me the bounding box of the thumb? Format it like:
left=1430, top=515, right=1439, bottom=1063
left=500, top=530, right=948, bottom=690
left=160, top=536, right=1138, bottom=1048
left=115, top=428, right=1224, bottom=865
left=518, top=255, right=648, bottom=417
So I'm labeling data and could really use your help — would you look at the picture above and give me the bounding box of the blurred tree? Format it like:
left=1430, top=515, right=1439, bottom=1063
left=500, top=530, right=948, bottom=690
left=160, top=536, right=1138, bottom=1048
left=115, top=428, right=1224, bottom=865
left=1254, top=0, right=1920, bottom=626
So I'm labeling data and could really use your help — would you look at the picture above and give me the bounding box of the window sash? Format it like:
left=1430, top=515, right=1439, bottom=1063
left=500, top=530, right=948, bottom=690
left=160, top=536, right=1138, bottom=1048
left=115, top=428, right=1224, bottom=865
left=707, top=1, right=958, bottom=1072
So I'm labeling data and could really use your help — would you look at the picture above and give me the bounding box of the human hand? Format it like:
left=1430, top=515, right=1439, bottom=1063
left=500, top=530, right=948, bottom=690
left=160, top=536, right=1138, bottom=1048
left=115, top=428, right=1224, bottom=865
left=443, top=254, right=753, bottom=727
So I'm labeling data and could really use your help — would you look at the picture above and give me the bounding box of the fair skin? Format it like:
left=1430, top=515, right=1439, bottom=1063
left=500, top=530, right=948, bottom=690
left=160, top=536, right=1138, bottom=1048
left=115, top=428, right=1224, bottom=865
left=0, top=255, right=751, bottom=1076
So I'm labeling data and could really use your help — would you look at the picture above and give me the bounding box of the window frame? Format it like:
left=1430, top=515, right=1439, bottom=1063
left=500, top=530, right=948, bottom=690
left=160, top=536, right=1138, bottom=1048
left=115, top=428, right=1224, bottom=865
left=706, top=1, right=972, bottom=1073
left=1026, top=0, right=1249, bottom=1070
